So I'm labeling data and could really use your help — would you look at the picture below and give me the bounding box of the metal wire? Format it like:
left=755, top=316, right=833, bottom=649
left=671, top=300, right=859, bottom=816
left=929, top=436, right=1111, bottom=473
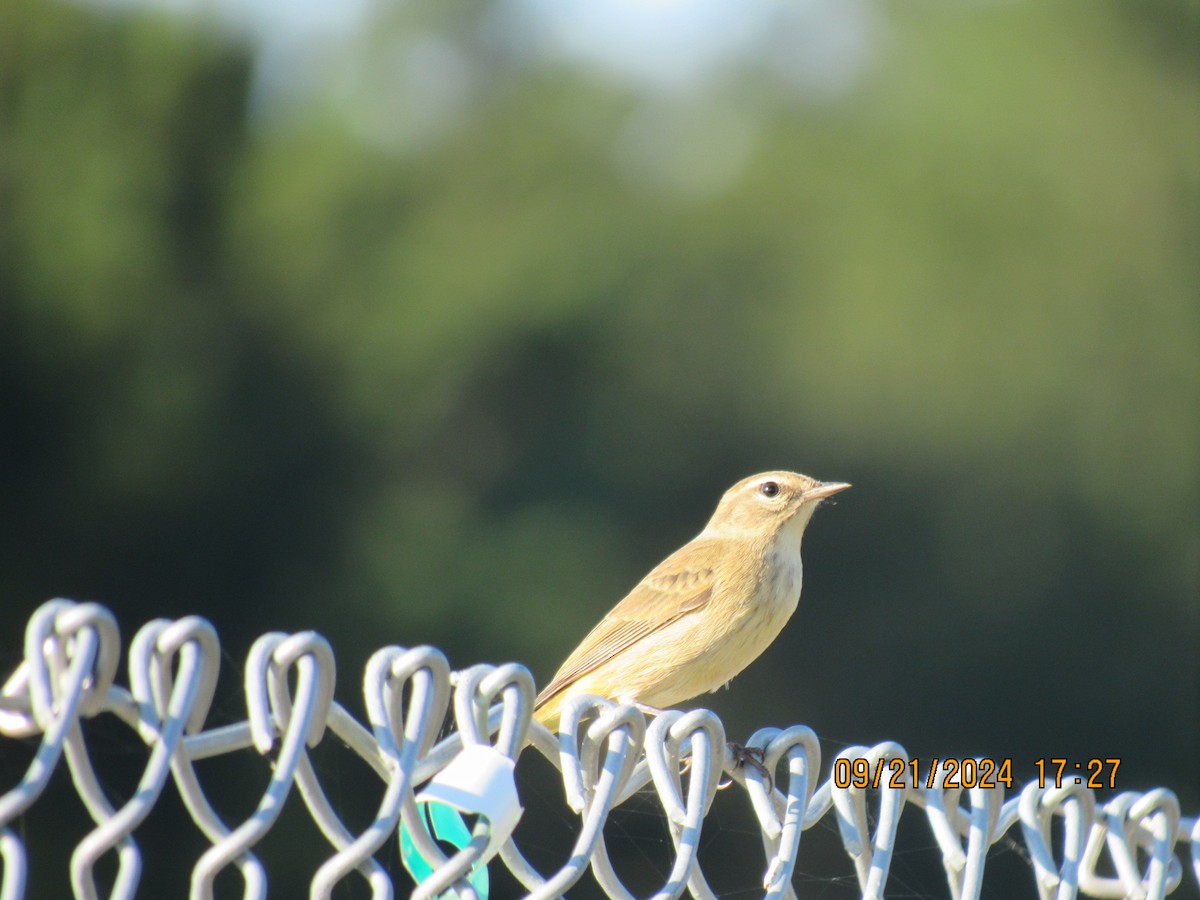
left=1, top=599, right=1196, bottom=900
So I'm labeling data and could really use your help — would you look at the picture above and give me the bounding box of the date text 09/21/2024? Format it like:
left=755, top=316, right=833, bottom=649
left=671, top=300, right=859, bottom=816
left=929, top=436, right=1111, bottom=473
left=832, top=757, right=1122, bottom=791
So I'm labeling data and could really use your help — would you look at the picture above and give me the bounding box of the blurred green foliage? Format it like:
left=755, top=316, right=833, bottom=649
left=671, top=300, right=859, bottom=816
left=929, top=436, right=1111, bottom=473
left=1, top=0, right=1197, bottom=896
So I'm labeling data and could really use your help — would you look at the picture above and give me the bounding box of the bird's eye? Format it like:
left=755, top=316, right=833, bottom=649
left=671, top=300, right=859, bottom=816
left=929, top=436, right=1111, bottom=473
left=759, top=481, right=780, bottom=498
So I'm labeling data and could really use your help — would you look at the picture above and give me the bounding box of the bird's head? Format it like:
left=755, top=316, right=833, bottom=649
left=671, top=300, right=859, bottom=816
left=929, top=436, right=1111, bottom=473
left=706, top=471, right=850, bottom=539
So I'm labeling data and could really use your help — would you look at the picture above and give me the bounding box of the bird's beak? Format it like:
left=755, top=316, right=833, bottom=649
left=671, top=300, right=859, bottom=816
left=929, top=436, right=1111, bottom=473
left=804, top=481, right=851, bottom=501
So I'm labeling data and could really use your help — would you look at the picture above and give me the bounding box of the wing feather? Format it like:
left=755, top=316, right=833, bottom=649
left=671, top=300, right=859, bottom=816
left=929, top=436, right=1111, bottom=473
left=535, top=539, right=719, bottom=708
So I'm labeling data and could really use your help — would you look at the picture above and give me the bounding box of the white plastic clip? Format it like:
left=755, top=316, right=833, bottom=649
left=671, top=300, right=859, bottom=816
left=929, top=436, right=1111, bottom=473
left=400, top=743, right=524, bottom=897
left=416, top=744, right=522, bottom=863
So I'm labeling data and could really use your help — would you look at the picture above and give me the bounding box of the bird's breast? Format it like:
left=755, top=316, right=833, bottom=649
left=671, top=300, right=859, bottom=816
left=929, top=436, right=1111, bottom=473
left=762, top=544, right=804, bottom=615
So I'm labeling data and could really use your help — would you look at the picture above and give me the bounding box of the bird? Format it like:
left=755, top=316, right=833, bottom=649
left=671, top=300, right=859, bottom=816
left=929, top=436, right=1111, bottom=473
left=533, top=471, right=849, bottom=730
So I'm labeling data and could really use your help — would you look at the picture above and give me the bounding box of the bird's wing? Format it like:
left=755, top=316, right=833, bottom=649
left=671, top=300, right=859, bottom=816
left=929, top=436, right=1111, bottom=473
left=535, top=539, right=718, bottom=708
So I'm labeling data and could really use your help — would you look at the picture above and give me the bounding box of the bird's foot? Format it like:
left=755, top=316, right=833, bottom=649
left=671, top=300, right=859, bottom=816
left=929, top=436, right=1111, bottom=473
left=719, top=743, right=773, bottom=791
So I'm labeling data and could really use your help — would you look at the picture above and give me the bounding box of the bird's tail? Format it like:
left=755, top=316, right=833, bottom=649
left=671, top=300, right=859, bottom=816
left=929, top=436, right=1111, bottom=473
left=531, top=692, right=561, bottom=732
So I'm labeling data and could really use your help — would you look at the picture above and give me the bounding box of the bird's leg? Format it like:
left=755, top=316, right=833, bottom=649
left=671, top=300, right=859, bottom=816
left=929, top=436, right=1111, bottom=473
left=719, top=743, right=773, bottom=791
left=626, top=701, right=699, bottom=780
left=631, top=700, right=665, bottom=718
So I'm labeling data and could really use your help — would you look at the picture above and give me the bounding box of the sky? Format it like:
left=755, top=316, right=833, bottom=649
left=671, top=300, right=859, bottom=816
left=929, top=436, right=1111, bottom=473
left=85, top=0, right=882, bottom=104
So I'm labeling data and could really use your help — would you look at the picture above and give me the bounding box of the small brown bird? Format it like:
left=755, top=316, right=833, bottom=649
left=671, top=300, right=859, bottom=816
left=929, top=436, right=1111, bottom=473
left=534, top=471, right=849, bottom=730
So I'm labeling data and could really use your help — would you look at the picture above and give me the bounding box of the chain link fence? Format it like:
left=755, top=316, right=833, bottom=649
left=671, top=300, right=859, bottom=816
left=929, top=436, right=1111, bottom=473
left=1, top=600, right=1196, bottom=899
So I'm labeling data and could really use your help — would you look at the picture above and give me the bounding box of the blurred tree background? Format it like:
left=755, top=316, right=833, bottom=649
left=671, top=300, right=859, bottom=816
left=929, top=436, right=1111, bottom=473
left=1, top=0, right=1197, bottom=896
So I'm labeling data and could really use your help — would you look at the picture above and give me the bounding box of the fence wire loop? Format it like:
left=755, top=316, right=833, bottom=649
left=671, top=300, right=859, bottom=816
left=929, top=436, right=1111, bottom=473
left=744, top=725, right=820, bottom=896
left=645, top=709, right=724, bottom=826
left=453, top=663, right=535, bottom=758
left=310, top=645, right=452, bottom=900
left=1189, top=817, right=1200, bottom=889
left=1, top=600, right=1197, bottom=900
left=72, top=616, right=223, bottom=900
left=368, top=646, right=451, bottom=767
left=406, top=665, right=533, bottom=900
left=130, top=617, right=220, bottom=737
left=831, top=742, right=909, bottom=900
left=641, top=709, right=725, bottom=899
left=922, top=774, right=1003, bottom=900
left=554, top=695, right=645, bottom=815
left=6, top=601, right=120, bottom=735
left=1020, top=778, right=1098, bottom=900
left=1077, top=789, right=1184, bottom=900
